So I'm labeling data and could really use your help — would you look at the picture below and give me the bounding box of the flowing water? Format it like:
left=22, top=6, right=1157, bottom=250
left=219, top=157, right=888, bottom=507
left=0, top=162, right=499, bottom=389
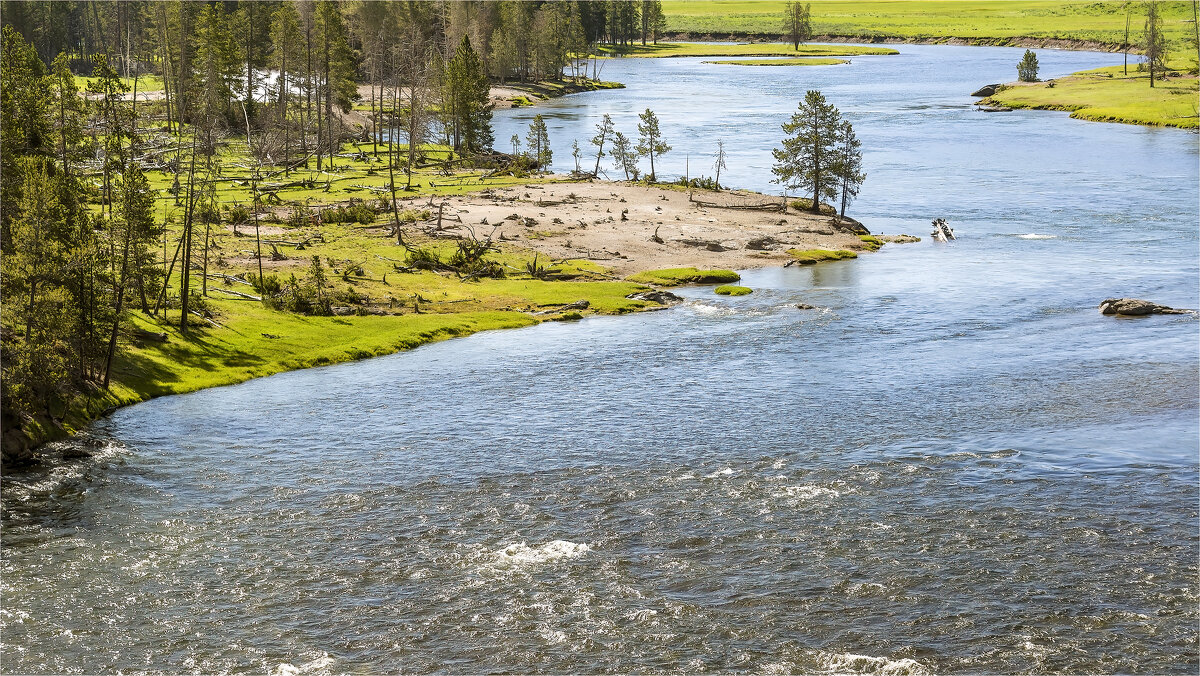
left=3, top=45, right=1197, bottom=674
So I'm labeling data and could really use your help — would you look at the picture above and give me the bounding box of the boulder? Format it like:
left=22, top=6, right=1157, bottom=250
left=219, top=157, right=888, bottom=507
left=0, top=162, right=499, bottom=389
left=971, top=84, right=1000, bottom=97
left=795, top=303, right=819, bottom=310
left=1099, top=298, right=1191, bottom=316
left=626, top=290, right=683, bottom=304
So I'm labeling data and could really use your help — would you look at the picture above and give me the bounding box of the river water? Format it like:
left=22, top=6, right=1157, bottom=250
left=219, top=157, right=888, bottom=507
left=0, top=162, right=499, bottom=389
left=3, top=45, right=1197, bottom=674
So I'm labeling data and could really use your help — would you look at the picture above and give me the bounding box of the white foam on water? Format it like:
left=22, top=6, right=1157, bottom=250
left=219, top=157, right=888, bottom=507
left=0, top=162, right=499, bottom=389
left=270, top=653, right=335, bottom=676
left=489, top=540, right=591, bottom=568
left=775, top=485, right=840, bottom=501
left=817, top=652, right=932, bottom=675
left=539, top=628, right=569, bottom=644
left=1016, top=233, right=1057, bottom=239
left=703, top=467, right=735, bottom=479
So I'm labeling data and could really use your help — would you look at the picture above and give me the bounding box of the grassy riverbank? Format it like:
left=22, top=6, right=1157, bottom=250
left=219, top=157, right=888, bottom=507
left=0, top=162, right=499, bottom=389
left=596, top=42, right=896, bottom=57
left=7, top=128, right=876, bottom=464
left=660, top=0, right=1199, bottom=48
left=705, top=57, right=850, bottom=66
left=981, top=64, right=1199, bottom=128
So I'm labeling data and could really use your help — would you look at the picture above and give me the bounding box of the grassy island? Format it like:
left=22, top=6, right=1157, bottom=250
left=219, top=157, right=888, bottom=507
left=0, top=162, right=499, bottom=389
left=982, top=64, right=1199, bottom=129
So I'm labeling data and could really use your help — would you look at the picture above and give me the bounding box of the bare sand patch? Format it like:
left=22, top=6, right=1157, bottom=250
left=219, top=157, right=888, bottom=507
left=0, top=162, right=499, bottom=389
left=429, top=180, right=868, bottom=276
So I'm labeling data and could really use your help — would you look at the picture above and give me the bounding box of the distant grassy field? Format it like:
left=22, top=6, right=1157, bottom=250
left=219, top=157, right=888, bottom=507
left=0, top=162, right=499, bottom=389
left=704, top=57, right=850, bottom=65
left=595, top=42, right=897, bottom=57
left=983, top=64, right=1200, bottom=128
left=660, top=1, right=1198, bottom=47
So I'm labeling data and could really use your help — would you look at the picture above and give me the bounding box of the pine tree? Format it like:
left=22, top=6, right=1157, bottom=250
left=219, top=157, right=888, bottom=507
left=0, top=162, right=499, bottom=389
left=832, top=121, right=865, bottom=223
left=1017, top=49, right=1039, bottom=82
left=610, top=130, right=639, bottom=180
left=270, top=3, right=304, bottom=172
left=444, top=35, right=494, bottom=154
left=591, top=113, right=614, bottom=176
left=1143, top=1, right=1167, bottom=88
left=772, top=90, right=841, bottom=213
left=526, top=114, right=552, bottom=170
left=636, top=108, right=670, bottom=182
left=316, top=1, right=357, bottom=170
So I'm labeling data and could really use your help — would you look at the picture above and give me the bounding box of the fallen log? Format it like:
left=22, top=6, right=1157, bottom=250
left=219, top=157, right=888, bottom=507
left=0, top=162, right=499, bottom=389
left=210, top=287, right=262, bottom=301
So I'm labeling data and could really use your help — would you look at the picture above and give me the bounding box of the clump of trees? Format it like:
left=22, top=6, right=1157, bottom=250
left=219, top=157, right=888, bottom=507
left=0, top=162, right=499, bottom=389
left=771, top=90, right=866, bottom=222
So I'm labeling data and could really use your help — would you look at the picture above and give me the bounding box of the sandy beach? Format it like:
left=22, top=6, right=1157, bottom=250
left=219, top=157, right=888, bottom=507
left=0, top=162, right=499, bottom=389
left=422, top=180, right=871, bottom=276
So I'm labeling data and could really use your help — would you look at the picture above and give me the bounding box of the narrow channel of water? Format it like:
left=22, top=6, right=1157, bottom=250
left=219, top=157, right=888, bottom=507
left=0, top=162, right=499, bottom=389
left=3, top=45, right=1197, bottom=674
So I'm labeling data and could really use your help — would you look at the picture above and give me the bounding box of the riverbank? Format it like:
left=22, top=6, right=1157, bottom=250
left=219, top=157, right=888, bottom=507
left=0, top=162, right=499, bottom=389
left=659, top=0, right=1197, bottom=50
left=490, top=79, right=625, bottom=110
left=3, top=160, right=883, bottom=466
left=979, top=65, right=1200, bottom=129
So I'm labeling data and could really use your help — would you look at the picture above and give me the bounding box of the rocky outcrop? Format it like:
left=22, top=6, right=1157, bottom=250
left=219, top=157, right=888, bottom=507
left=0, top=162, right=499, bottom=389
left=971, top=84, right=1000, bottom=97
left=1099, top=298, right=1192, bottom=316
left=627, top=290, right=683, bottom=304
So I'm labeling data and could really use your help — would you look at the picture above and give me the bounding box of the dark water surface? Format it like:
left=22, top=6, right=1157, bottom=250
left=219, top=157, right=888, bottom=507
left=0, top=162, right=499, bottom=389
left=3, top=45, right=1197, bottom=674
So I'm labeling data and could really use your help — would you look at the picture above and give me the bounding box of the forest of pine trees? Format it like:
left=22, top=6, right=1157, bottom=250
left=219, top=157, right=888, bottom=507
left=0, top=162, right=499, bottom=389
left=0, top=0, right=665, bottom=460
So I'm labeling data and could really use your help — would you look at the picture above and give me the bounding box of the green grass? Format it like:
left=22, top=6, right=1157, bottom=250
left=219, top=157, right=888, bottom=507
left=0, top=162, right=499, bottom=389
left=660, top=1, right=1198, bottom=47
left=595, top=42, right=897, bottom=57
left=626, top=267, right=742, bottom=286
left=704, top=57, right=850, bottom=66
left=714, top=285, right=753, bottom=296
left=112, top=307, right=538, bottom=400
left=858, top=235, right=885, bottom=251
left=787, top=248, right=859, bottom=264
left=983, top=64, right=1199, bottom=128
left=87, top=74, right=165, bottom=92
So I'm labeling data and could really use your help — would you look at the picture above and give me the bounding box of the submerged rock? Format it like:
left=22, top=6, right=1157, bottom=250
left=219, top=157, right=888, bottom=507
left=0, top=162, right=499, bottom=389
left=1099, top=298, right=1192, bottom=316
left=627, top=290, right=683, bottom=304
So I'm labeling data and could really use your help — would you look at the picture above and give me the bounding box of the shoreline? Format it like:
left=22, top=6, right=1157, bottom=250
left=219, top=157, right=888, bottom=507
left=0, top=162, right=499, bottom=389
left=659, top=33, right=1130, bottom=53
left=3, top=178, right=889, bottom=468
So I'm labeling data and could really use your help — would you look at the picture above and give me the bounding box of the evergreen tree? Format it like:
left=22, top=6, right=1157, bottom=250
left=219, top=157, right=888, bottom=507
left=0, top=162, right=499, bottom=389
left=443, top=35, right=493, bottom=154
left=1143, top=1, right=1167, bottom=88
left=635, top=108, right=670, bottom=182
left=832, top=121, right=865, bottom=223
left=316, top=0, right=357, bottom=170
left=641, top=1, right=665, bottom=45
left=610, top=130, right=638, bottom=180
left=590, top=113, right=614, bottom=176
left=526, top=114, right=552, bottom=170
left=1, top=24, right=51, bottom=248
left=270, top=3, right=304, bottom=171
left=1017, top=49, right=1040, bottom=82
left=771, top=90, right=841, bottom=213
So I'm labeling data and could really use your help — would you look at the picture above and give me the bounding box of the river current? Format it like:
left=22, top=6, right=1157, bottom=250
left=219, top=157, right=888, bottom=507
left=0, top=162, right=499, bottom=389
left=3, top=45, right=1197, bottom=674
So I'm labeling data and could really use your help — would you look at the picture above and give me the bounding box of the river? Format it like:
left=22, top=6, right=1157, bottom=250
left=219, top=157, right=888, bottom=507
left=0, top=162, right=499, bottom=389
left=3, top=45, right=1197, bottom=674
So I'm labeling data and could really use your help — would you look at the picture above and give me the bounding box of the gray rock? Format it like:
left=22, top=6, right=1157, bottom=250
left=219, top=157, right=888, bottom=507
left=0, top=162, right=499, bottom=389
left=1099, top=298, right=1192, bottom=316
left=971, top=84, right=1000, bottom=97
left=627, top=290, right=683, bottom=304
left=795, top=303, right=819, bottom=310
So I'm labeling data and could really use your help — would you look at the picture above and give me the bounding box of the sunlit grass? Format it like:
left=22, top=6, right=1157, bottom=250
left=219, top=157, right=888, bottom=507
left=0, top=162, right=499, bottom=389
left=594, top=42, right=897, bottom=58
left=660, top=0, right=1198, bottom=45
left=984, top=63, right=1199, bottom=128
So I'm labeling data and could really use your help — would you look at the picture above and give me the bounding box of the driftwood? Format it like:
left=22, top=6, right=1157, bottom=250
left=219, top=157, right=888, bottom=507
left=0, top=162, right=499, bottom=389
left=204, top=272, right=254, bottom=286
left=210, top=287, right=262, bottom=301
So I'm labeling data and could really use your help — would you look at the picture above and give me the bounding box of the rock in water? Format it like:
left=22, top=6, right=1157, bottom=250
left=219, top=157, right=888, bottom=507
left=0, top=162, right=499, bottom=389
left=1099, top=298, right=1191, bottom=316
left=627, top=290, right=683, bottom=304
left=971, top=84, right=1000, bottom=97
